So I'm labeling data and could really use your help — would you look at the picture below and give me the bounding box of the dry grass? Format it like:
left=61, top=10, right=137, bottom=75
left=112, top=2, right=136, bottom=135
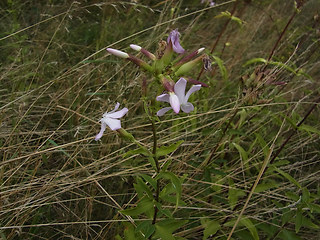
left=0, top=0, right=320, bottom=239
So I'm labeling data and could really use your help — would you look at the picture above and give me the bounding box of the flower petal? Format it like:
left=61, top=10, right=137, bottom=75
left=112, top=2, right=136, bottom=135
left=172, top=42, right=185, bottom=54
left=95, top=122, right=107, bottom=141
left=113, top=102, right=120, bottom=112
left=157, top=107, right=172, bottom=116
left=169, top=93, right=180, bottom=114
left=174, top=78, right=187, bottom=103
left=156, top=94, right=170, bottom=103
left=106, top=107, right=128, bottom=119
left=167, top=29, right=185, bottom=54
left=185, top=84, right=201, bottom=102
left=105, top=102, right=120, bottom=116
left=181, top=102, right=194, bottom=113
left=103, top=118, right=121, bottom=131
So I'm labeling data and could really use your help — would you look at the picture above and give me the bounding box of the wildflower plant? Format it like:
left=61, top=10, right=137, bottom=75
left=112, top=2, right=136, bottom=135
left=97, top=29, right=208, bottom=238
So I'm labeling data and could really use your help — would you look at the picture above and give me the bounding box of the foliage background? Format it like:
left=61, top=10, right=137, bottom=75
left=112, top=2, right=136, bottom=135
left=0, top=0, right=320, bottom=239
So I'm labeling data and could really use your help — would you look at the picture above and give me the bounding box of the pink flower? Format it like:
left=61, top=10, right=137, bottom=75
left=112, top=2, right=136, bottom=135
left=95, top=103, right=128, bottom=141
left=156, top=78, right=201, bottom=116
left=167, top=29, right=185, bottom=54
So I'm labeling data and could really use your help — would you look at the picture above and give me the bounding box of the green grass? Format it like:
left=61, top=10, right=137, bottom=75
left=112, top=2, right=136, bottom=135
left=1, top=0, right=320, bottom=239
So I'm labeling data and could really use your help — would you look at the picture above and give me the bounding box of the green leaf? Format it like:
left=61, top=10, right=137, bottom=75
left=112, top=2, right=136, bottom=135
left=154, top=201, right=173, bottom=218
left=301, top=215, right=320, bottom=229
left=281, top=209, right=295, bottom=225
left=280, top=113, right=298, bottom=129
left=134, top=177, right=153, bottom=199
left=295, top=209, right=302, bottom=233
left=285, top=191, right=300, bottom=201
left=228, top=178, right=246, bottom=210
left=309, top=203, right=320, bottom=214
left=155, top=224, right=175, bottom=240
left=124, top=224, right=136, bottom=240
left=231, top=15, right=244, bottom=26
left=272, top=167, right=302, bottom=189
left=147, top=156, right=157, bottom=171
left=123, top=147, right=151, bottom=158
left=256, top=223, right=276, bottom=238
left=162, top=159, right=172, bottom=172
left=0, top=230, right=7, bottom=240
left=201, top=219, right=221, bottom=240
left=120, top=197, right=154, bottom=217
left=153, top=219, right=188, bottom=240
left=255, top=133, right=270, bottom=158
left=211, top=55, right=228, bottom=81
left=47, top=139, right=70, bottom=157
left=240, top=218, right=259, bottom=240
left=238, top=109, right=247, bottom=128
left=156, top=171, right=182, bottom=209
left=136, top=221, right=155, bottom=239
left=298, top=124, right=320, bottom=135
left=215, top=11, right=232, bottom=18
left=254, top=182, right=278, bottom=193
left=215, top=11, right=244, bottom=26
left=115, top=234, right=123, bottom=240
left=232, top=143, right=248, bottom=163
left=243, top=58, right=267, bottom=66
left=123, top=223, right=145, bottom=240
left=140, top=174, right=157, bottom=190
left=278, top=229, right=302, bottom=240
left=243, top=58, right=311, bottom=79
left=156, top=140, right=184, bottom=157
left=302, top=188, right=310, bottom=203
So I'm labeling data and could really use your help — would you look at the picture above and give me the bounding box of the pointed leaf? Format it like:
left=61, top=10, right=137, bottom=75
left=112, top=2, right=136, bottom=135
left=136, top=221, right=155, bottom=239
left=298, top=124, right=320, bottom=135
left=233, top=143, right=248, bottom=163
left=153, top=219, right=188, bottom=240
left=140, top=174, right=157, bottom=190
left=134, top=177, right=153, bottom=199
left=211, top=55, right=228, bottom=81
left=123, top=147, right=151, bottom=158
left=295, top=209, right=302, bottom=233
left=240, top=218, right=259, bottom=240
left=201, top=219, right=221, bottom=240
left=272, top=167, right=302, bottom=189
left=243, top=58, right=267, bottom=66
left=120, top=198, right=153, bottom=217
left=156, top=140, right=184, bottom=157
left=156, top=171, right=182, bottom=209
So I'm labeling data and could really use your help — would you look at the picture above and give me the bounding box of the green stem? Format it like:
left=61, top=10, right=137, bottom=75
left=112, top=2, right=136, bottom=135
left=151, top=117, right=160, bottom=226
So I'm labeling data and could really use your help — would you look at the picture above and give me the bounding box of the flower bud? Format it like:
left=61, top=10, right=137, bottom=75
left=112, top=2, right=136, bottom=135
left=128, top=54, right=153, bottom=72
left=160, top=41, right=174, bottom=67
left=187, top=78, right=209, bottom=87
left=158, top=75, right=175, bottom=92
left=174, top=47, right=205, bottom=68
left=175, top=55, right=203, bottom=77
left=107, top=48, right=129, bottom=58
left=130, top=44, right=156, bottom=60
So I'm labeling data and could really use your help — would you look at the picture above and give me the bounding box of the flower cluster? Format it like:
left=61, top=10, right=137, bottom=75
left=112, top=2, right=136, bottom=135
left=95, top=29, right=209, bottom=140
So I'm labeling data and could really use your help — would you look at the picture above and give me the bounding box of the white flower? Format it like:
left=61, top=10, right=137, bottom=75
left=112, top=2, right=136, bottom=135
left=95, top=103, right=128, bottom=141
left=156, top=78, right=201, bottom=116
